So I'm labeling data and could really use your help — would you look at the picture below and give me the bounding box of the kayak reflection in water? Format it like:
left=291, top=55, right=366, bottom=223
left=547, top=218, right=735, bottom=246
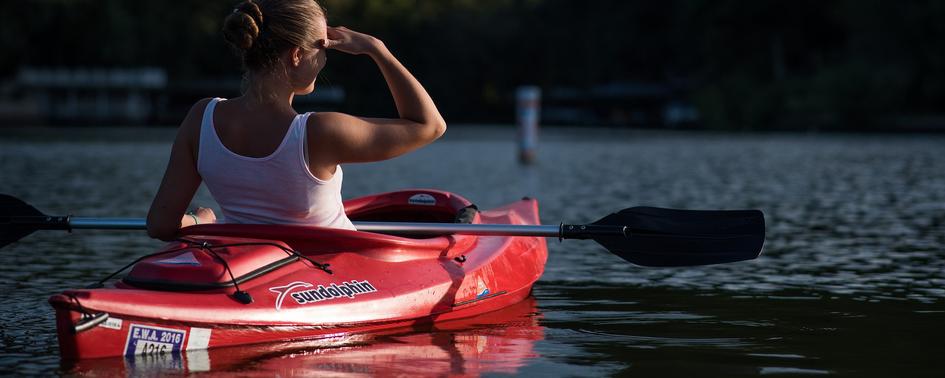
left=146, top=0, right=446, bottom=240
left=61, top=297, right=543, bottom=376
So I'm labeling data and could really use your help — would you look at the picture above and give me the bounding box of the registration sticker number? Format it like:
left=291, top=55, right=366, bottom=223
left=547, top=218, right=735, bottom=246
left=124, top=324, right=186, bottom=356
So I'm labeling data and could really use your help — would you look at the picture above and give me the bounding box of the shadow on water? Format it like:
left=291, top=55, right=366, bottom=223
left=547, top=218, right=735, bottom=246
left=52, top=284, right=944, bottom=377
left=532, top=283, right=945, bottom=377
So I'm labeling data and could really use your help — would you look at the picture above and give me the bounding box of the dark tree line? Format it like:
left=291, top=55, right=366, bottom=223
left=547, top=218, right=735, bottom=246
left=2, top=0, right=942, bottom=130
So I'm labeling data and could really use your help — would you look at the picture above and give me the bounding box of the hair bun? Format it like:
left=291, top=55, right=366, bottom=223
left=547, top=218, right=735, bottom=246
left=223, top=0, right=265, bottom=50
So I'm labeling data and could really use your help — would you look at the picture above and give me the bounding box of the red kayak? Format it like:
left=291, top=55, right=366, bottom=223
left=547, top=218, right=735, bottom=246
left=63, top=297, right=542, bottom=375
left=48, top=189, right=548, bottom=360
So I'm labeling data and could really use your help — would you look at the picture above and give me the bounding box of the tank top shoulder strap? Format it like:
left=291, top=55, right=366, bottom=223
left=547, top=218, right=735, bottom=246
left=295, top=111, right=315, bottom=176
left=294, top=111, right=340, bottom=185
left=199, top=98, right=223, bottom=140
left=197, top=98, right=224, bottom=170
left=296, top=111, right=314, bottom=139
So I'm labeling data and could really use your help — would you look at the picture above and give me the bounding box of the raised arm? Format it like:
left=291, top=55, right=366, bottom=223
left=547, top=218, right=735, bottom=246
left=309, top=26, right=446, bottom=165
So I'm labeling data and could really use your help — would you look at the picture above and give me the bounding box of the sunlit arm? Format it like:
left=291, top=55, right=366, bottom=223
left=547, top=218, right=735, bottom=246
left=309, top=27, right=446, bottom=165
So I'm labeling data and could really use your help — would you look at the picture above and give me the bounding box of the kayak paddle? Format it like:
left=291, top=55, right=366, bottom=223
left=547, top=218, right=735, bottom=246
left=0, top=194, right=764, bottom=267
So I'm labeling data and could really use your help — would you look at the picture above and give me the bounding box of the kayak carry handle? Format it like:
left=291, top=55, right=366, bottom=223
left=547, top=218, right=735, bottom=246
left=73, top=312, right=109, bottom=334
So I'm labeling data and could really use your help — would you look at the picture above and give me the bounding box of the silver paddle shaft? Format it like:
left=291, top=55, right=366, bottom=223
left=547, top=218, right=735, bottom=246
left=354, top=222, right=561, bottom=237
left=68, top=217, right=147, bottom=230
left=67, top=217, right=563, bottom=237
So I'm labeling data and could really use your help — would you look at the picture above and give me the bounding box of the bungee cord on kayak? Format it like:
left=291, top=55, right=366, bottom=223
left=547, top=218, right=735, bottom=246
left=1, top=187, right=764, bottom=358
left=87, top=238, right=334, bottom=303
left=64, top=294, right=109, bottom=334
left=0, top=0, right=767, bottom=363
left=4, top=0, right=941, bottom=374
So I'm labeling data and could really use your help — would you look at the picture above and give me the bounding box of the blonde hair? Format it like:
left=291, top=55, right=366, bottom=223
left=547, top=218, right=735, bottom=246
left=222, top=0, right=326, bottom=72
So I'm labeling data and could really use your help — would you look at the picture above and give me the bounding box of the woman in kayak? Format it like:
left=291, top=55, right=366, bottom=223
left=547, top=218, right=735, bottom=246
left=146, top=0, right=446, bottom=240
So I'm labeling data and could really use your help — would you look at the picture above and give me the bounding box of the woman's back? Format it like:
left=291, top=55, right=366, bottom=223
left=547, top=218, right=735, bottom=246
left=211, top=98, right=297, bottom=159
left=146, top=0, right=445, bottom=240
left=197, top=98, right=355, bottom=229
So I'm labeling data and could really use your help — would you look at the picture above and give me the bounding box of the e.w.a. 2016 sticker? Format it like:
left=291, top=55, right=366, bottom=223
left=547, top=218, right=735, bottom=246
left=124, top=324, right=186, bottom=356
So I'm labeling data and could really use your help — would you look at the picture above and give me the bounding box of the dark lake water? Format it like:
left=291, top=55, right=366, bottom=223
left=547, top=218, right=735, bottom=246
left=1, top=127, right=943, bottom=376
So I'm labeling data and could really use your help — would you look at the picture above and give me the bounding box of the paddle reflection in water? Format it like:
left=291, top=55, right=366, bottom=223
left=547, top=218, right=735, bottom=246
left=3, top=129, right=943, bottom=376
left=60, top=296, right=543, bottom=376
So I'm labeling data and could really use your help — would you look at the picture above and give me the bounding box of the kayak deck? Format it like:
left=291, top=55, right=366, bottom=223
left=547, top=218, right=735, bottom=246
left=49, top=189, right=548, bottom=360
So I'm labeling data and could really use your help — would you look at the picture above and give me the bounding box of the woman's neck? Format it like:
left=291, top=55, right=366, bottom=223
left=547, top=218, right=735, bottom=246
left=242, top=71, right=297, bottom=113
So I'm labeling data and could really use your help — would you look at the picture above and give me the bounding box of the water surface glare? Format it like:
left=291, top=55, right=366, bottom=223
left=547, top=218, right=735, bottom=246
left=1, top=127, right=943, bottom=376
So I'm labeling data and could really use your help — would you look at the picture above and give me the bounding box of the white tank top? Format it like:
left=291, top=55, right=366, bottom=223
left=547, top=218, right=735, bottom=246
left=196, top=98, right=355, bottom=230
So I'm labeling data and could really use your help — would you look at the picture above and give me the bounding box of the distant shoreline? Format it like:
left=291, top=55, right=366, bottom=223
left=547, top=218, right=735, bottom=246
left=3, top=114, right=944, bottom=134
left=3, top=125, right=945, bottom=146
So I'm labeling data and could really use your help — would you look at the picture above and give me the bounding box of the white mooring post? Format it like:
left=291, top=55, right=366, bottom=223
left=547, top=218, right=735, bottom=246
left=516, top=86, right=541, bottom=164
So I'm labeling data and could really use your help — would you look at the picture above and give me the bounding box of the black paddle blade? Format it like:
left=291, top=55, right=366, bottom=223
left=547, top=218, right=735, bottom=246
left=1, top=194, right=46, bottom=248
left=591, top=206, right=765, bottom=267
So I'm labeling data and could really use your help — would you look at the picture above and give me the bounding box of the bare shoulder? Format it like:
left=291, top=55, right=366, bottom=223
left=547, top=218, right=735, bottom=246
left=306, top=111, right=355, bottom=135
left=175, top=98, right=215, bottom=152
left=305, top=111, right=364, bottom=147
left=305, top=112, right=349, bottom=161
left=181, top=98, right=214, bottom=131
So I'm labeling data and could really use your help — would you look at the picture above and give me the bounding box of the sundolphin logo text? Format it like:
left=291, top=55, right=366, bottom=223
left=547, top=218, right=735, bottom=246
left=268, top=280, right=378, bottom=310
left=269, top=281, right=314, bottom=311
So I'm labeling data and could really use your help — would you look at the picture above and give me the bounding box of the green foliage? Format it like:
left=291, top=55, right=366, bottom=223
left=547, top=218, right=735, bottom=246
left=1, top=0, right=942, bottom=129
left=682, top=0, right=943, bottom=130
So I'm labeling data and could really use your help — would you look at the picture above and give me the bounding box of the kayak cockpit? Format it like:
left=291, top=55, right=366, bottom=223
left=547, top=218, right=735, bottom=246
left=117, top=190, right=483, bottom=291
left=344, top=189, right=480, bottom=225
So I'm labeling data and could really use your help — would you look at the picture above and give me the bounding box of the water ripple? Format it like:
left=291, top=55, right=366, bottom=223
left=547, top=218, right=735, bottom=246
left=2, top=129, right=944, bottom=376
